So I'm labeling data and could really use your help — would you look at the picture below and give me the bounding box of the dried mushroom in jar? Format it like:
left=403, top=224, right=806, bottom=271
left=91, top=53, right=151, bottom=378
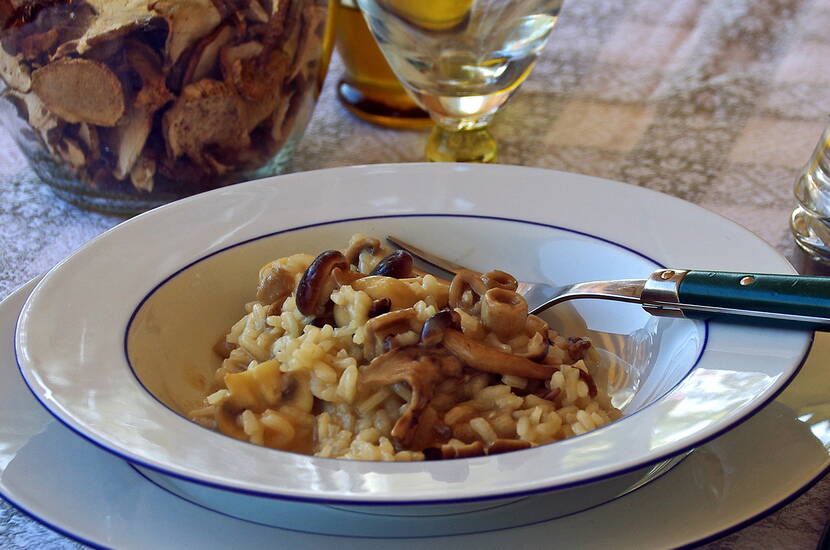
left=0, top=0, right=330, bottom=196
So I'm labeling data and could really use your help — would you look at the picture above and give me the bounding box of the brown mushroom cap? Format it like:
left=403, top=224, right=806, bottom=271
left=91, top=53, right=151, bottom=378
left=367, top=298, right=392, bottom=318
left=442, top=329, right=556, bottom=380
left=420, top=309, right=461, bottom=347
left=295, top=250, right=348, bottom=317
left=369, top=250, right=414, bottom=278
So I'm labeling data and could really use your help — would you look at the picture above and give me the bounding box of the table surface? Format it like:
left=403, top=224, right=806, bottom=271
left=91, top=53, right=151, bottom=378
left=3, top=0, right=830, bottom=547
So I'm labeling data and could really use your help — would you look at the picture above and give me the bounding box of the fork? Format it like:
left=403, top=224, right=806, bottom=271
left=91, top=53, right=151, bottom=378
left=387, top=236, right=830, bottom=330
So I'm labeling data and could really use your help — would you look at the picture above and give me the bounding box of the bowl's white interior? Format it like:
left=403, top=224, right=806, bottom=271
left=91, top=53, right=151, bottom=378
left=127, top=215, right=705, bottom=423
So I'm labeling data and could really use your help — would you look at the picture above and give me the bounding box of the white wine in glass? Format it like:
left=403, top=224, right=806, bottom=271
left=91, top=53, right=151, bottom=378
left=356, top=0, right=563, bottom=162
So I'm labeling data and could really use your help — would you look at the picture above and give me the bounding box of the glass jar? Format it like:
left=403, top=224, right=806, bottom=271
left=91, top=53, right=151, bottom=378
left=0, top=0, right=334, bottom=216
left=791, top=122, right=830, bottom=262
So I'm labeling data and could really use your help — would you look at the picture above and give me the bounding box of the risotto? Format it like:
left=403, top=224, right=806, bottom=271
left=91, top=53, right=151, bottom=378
left=190, top=235, right=622, bottom=461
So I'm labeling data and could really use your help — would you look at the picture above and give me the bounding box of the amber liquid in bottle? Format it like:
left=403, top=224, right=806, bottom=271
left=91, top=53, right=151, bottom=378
left=335, top=0, right=431, bottom=129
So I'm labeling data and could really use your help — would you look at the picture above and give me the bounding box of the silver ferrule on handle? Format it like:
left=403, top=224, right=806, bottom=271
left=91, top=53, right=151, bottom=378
left=640, top=269, right=689, bottom=318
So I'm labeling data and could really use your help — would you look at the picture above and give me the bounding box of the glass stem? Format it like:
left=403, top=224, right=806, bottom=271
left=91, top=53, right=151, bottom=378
left=426, top=124, right=498, bottom=163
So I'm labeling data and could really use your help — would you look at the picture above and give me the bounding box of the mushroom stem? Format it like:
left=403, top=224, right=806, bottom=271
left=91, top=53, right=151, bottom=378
left=448, top=269, right=488, bottom=310
left=482, top=270, right=518, bottom=292
left=480, top=288, right=527, bottom=340
left=442, top=329, right=555, bottom=380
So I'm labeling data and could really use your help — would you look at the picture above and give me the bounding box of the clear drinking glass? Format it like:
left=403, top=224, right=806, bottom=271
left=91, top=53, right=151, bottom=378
left=356, top=0, right=563, bottom=162
left=791, top=123, right=830, bottom=262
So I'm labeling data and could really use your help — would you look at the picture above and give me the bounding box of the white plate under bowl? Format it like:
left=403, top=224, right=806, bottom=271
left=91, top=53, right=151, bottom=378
left=14, top=165, right=811, bottom=517
left=3, top=279, right=829, bottom=548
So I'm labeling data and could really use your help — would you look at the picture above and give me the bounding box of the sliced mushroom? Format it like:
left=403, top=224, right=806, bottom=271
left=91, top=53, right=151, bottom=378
left=127, top=40, right=174, bottom=113
left=0, top=46, right=30, bottom=92
left=295, top=250, right=348, bottom=317
left=289, top=3, right=326, bottom=80
left=150, top=0, right=223, bottom=65
left=240, top=48, right=290, bottom=131
left=267, top=73, right=303, bottom=149
left=75, top=123, right=100, bottom=160
left=219, top=40, right=263, bottom=94
left=442, top=329, right=556, bottom=380
left=109, top=109, right=151, bottom=180
left=260, top=0, right=295, bottom=49
left=182, top=22, right=235, bottom=86
left=31, top=57, right=125, bottom=126
left=162, top=78, right=249, bottom=170
left=56, top=136, right=86, bottom=170
left=362, top=347, right=443, bottom=446
left=4, top=89, right=59, bottom=153
left=216, top=39, right=290, bottom=135
left=246, top=0, right=269, bottom=23
left=369, top=250, right=414, bottom=278
left=57, top=0, right=155, bottom=57
left=130, top=153, right=156, bottom=193
left=2, top=0, right=96, bottom=60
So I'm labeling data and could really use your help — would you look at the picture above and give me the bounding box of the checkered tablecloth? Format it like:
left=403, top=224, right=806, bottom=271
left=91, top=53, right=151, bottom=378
left=2, top=0, right=830, bottom=547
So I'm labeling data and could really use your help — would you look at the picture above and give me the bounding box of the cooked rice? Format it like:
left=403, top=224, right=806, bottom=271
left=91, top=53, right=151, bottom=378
left=190, top=234, right=622, bottom=461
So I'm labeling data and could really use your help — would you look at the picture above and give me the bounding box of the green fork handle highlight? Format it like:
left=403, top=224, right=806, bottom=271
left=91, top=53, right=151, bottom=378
left=676, top=271, right=830, bottom=329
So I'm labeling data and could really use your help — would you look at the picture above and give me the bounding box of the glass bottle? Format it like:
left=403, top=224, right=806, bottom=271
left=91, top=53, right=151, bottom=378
left=791, top=123, right=830, bottom=262
left=334, top=0, right=431, bottom=129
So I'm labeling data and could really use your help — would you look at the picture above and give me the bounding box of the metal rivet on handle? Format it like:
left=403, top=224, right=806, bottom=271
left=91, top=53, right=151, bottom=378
left=660, top=270, right=675, bottom=280
left=740, top=276, right=755, bottom=286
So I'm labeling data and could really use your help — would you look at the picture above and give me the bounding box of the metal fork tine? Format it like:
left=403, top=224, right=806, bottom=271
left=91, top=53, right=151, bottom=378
left=386, top=236, right=471, bottom=275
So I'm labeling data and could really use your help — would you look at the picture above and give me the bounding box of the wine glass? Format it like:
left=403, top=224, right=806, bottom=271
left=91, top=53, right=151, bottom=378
left=356, top=0, right=564, bottom=163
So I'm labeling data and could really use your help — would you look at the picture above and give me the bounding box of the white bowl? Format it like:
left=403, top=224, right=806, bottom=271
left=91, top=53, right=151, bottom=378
left=14, top=163, right=811, bottom=536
